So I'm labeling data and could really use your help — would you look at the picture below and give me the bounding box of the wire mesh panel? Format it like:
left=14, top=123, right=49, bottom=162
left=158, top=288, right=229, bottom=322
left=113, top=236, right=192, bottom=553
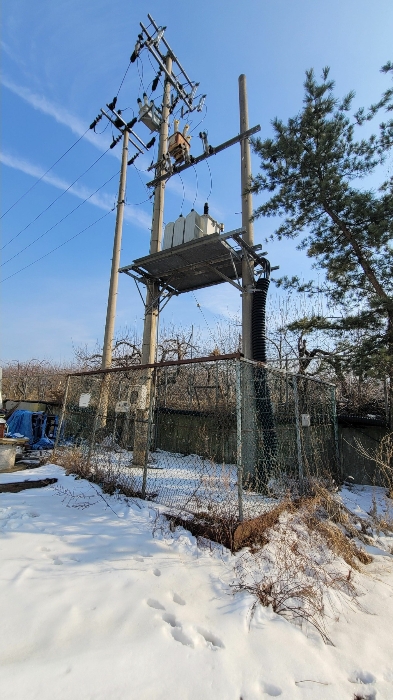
left=58, top=357, right=339, bottom=522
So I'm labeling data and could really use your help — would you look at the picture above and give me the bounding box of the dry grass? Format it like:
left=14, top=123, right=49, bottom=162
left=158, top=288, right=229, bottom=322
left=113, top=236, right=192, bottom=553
left=48, top=446, right=142, bottom=499
left=231, top=479, right=375, bottom=645
left=354, top=432, right=393, bottom=499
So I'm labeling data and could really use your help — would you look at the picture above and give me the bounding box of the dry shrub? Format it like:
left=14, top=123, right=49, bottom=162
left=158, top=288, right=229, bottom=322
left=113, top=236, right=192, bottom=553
left=46, top=446, right=90, bottom=478
left=48, top=446, right=142, bottom=499
left=165, top=510, right=239, bottom=551
left=354, top=432, right=393, bottom=499
left=233, top=506, right=361, bottom=645
left=233, top=499, right=292, bottom=551
left=232, top=479, right=375, bottom=645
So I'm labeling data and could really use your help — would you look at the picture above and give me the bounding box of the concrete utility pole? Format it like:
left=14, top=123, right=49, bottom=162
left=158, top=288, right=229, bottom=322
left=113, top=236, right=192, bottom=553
left=133, top=54, right=172, bottom=467
left=99, top=129, right=129, bottom=426
left=141, top=54, right=173, bottom=364
left=101, top=129, right=129, bottom=371
left=239, top=74, right=256, bottom=481
left=239, top=74, right=255, bottom=359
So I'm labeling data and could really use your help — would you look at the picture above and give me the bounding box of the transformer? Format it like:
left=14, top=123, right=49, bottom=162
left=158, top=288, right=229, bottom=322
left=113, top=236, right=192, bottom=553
left=168, top=120, right=191, bottom=164
left=162, top=204, right=224, bottom=250
left=137, top=93, right=161, bottom=133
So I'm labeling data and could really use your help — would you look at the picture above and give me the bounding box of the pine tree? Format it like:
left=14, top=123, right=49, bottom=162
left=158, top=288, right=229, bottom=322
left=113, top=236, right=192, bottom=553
left=250, top=65, right=393, bottom=418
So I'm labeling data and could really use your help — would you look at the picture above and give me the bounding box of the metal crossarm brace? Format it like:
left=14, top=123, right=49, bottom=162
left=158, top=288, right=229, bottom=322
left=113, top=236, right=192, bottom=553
left=147, top=14, right=194, bottom=90
left=232, top=231, right=269, bottom=267
left=201, top=262, right=244, bottom=292
left=139, top=23, right=193, bottom=109
left=146, top=125, right=261, bottom=187
left=100, top=109, right=145, bottom=154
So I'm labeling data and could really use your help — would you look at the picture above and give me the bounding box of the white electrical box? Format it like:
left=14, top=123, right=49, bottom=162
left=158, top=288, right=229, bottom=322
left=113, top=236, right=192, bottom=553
left=184, top=210, right=203, bottom=243
left=79, top=393, right=91, bottom=408
left=172, top=215, right=185, bottom=247
left=162, top=209, right=224, bottom=250
left=163, top=222, right=174, bottom=249
left=301, top=414, right=311, bottom=427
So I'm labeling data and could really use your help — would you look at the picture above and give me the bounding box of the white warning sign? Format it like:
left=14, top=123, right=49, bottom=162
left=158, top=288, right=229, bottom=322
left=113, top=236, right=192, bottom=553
left=79, top=393, right=91, bottom=408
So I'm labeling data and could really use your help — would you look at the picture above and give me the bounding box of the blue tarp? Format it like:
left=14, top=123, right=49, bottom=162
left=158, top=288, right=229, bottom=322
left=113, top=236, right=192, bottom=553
left=7, top=410, right=54, bottom=449
left=7, top=410, right=34, bottom=442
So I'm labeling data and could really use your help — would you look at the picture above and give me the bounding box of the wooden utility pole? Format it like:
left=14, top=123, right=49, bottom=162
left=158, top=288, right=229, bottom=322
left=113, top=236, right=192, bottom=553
left=133, top=54, right=172, bottom=467
left=239, top=74, right=254, bottom=359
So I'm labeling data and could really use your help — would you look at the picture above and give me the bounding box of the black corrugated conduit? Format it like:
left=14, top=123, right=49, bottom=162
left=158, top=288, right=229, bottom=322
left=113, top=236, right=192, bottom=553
left=251, top=276, right=278, bottom=490
left=252, top=277, right=270, bottom=362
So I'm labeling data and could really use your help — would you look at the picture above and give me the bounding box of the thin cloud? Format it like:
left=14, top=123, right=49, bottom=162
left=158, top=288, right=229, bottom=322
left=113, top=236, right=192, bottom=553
left=2, top=75, right=113, bottom=154
left=1, top=151, right=151, bottom=230
left=1, top=76, right=223, bottom=219
left=2, top=75, right=223, bottom=215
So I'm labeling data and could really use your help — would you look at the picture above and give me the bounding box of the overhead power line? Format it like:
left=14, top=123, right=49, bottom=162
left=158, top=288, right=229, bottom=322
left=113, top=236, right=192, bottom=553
left=1, top=208, right=114, bottom=284
left=2, top=147, right=112, bottom=251
left=0, top=128, right=90, bottom=220
left=2, top=170, right=120, bottom=267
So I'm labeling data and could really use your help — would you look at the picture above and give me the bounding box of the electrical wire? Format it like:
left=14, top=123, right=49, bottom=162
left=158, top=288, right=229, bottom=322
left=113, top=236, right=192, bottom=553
left=192, top=292, right=216, bottom=347
left=2, top=147, right=111, bottom=251
left=95, top=119, right=110, bottom=135
left=132, top=162, right=151, bottom=198
left=116, top=60, right=132, bottom=97
left=1, top=208, right=114, bottom=284
left=0, top=128, right=90, bottom=221
left=189, top=103, right=208, bottom=134
left=126, top=195, right=153, bottom=206
left=2, top=170, right=120, bottom=266
left=178, top=173, right=185, bottom=214
left=136, top=56, right=145, bottom=96
left=192, top=165, right=198, bottom=209
left=205, top=159, right=213, bottom=201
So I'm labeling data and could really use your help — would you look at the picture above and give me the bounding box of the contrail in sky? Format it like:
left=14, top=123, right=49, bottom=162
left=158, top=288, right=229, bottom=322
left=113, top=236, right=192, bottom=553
left=0, top=151, right=151, bottom=230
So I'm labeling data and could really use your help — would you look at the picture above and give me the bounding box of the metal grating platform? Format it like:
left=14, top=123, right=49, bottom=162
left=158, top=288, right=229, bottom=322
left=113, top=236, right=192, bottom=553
left=119, top=229, right=247, bottom=294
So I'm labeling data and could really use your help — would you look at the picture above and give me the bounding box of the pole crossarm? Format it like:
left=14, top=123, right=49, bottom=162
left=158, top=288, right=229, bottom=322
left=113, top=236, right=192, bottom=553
left=139, top=17, right=198, bottom=111
left=146, top=125, right=261, bottom=188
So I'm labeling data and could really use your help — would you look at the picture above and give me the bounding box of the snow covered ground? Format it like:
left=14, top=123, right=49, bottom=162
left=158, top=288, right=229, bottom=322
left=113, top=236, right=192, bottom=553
left=1, top=464, right=393, bottom=700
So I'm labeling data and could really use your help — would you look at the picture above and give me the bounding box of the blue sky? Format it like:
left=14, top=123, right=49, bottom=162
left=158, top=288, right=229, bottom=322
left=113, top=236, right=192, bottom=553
left=1, top=0, right=392, bottom=363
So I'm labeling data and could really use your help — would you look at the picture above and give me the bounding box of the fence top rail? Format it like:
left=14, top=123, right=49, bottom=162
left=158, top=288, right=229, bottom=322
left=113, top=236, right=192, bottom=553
left=67, top=352, right=243, bottom=377
left=239, top=356, right=337, bottom=388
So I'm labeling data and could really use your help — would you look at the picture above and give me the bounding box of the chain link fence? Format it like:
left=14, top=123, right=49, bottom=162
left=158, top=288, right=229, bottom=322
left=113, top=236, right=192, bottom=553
left=56, top=355, right=339, bottom=520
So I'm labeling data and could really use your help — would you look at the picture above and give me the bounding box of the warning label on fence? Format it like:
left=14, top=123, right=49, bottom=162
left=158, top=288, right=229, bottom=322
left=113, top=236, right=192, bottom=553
left=115, top=401, right=131, bottom=413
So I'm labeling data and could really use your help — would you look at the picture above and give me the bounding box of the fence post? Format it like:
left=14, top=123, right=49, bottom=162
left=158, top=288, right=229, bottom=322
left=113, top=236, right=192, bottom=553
left=141, top=367, right=157, bottom=498
left=331, top=385, right=341, bottom=479
left=54, top=374, right=70, bottom=449
left=86, top=373, right=107, bottom=468
left=292, top=376, right=304, bottom=479
left=236, top=359, right=244, bottom=522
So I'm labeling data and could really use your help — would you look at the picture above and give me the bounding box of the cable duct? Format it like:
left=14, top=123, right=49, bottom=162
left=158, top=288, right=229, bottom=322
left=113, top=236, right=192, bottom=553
left=252, top=276, right=278, bottom=489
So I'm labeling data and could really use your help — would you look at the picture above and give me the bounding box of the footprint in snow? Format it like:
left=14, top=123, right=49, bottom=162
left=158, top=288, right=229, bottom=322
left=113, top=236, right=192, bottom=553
left=173, top=593, right=186, bottom=606
left=162, top=613, right=181, bottom=628
left=197, top=627, right=224, bottom=650
left=170, top=627, right=194, bottom=647
left=352, top=691, right=376, bottom=700
left=161, top=613, right=193, bottom=647
left=261, top=682, right=282, bottom=696
left=349, top=671, right=376, bottom=684
left=147, top=599, right=165, bottom=610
